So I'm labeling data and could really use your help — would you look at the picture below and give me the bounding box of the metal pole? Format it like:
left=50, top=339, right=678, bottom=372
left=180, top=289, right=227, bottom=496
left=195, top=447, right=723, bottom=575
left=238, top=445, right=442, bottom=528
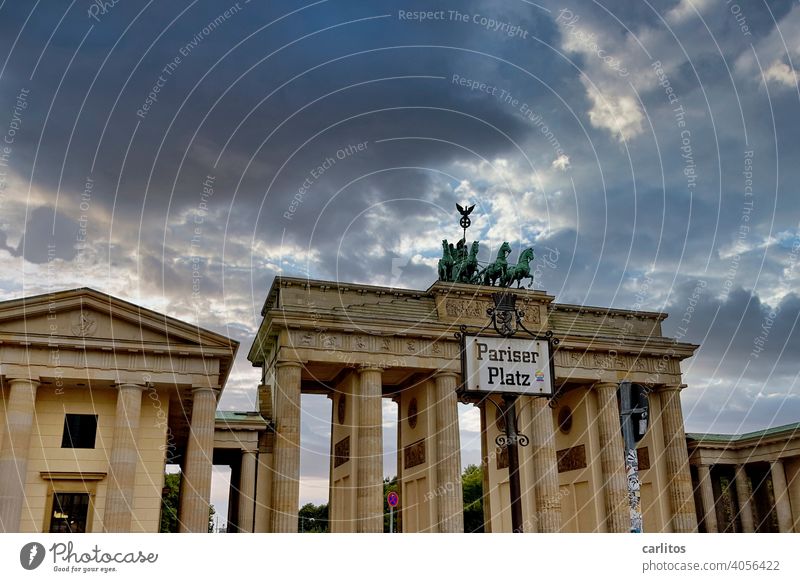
left=389, top=506, right=394, bottom=534
left=620, top=381, right=643, bottom=533
left=503, top=395, right=524, bottom=533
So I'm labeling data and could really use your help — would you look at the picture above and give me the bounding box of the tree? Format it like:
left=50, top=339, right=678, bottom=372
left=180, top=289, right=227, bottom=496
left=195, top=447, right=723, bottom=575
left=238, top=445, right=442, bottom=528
left=462, top=464, right=484, bottom=533
left=298, top=502, right=328, bottom=532
left=159, top=473, right=180, bottom=533
left=159, top=472, right=216, bottom=533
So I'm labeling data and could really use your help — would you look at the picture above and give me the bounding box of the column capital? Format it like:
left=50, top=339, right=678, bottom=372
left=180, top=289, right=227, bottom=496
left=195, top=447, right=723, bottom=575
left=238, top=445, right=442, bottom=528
left=591, top=381, right=618, bottom=390
left=358, top=364, right=385, bottom=374
left=660, top=383, right=687, bottom=392
left=191, top=386, right=220, bottom=396
left=275, top=360, right=304, bottom=370
left=241, top=448, right=258, bottom=457
left=114, top=382, right=146, bottom=391
left=4, top=376, right=40, bottom=387
left=432, top=370, right=459, bottom=380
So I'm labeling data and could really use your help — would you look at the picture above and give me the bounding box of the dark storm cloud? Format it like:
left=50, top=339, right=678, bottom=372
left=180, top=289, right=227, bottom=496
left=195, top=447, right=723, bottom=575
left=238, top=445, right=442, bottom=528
left=5, top=206, right=79, bottom=263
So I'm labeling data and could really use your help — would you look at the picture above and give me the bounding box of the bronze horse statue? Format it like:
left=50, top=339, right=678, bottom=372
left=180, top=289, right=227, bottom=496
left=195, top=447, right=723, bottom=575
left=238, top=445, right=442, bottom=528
left=502, top=247, right=535, bottom=288
left=437, top=239, right=453, bottom=281
left=481, top=242, right=512, bottom=286
left=454, top=241, right=480, bottom=283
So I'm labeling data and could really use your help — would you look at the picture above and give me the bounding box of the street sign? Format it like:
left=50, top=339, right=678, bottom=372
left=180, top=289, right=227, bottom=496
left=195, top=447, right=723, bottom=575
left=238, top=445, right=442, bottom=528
left=387, top=491, right=399, bottom=507
left=462, top=335, right=554, bottom=396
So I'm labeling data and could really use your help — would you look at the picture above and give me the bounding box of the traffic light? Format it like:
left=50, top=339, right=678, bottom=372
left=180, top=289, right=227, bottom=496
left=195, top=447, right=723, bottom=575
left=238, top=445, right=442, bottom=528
left=630, top=383, right=649, bottom=443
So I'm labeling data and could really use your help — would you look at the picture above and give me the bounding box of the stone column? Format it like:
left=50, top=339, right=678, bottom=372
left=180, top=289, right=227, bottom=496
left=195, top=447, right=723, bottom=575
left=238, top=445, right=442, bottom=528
left=593, top=382, right=628, bottom=532
left=734, top=465, right=754, bottom=533
left=0, top=377, right=38, bottom=532
left=356, top=366, right=383, bottom=533
left=179, top=386, right=218, bottom=533
left=771, top=459, right=793, bottom=533
left=433, top=372, right=464, bottom=533
left=270, top=362, right=302, bottom=533
left=237, top=450, right=257, bottom=532
left=697, top=464, right=718, bottom=533
left=659, top=385, right=698, bottom=532
left=529, top=397, right=562, bottom=532
left=103, top=383, right=145, bottom=532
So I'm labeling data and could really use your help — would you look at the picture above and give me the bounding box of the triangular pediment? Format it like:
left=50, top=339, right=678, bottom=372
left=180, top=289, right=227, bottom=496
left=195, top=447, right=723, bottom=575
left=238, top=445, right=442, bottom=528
left=0, top=288, right=236, bottom=351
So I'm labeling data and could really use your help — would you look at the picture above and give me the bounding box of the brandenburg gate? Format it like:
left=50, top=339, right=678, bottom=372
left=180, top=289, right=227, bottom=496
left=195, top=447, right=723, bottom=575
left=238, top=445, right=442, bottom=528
left=248, top=228, right=699, bottom=532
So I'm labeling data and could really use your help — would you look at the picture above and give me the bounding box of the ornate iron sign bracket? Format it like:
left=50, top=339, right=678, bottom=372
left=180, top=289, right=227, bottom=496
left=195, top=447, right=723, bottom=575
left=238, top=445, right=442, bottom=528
left=455, top=291, right=560, bottom=533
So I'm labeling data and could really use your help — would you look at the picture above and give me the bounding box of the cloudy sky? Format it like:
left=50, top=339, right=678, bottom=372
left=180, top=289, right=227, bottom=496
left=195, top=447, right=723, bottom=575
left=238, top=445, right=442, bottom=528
left=1, top=0, right=799, bottom=514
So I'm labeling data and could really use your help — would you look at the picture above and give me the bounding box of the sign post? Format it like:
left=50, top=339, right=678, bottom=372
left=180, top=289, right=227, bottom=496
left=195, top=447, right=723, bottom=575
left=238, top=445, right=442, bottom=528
left=458, top=292, right=558, bottom=533
left=387, top=491, right=399, bottom=533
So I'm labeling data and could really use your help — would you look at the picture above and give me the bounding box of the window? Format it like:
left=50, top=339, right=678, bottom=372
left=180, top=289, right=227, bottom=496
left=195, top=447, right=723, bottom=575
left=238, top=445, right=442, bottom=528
left=61, top=414, right=98, bottom=449
left=48, top=493, right=89, bottom=533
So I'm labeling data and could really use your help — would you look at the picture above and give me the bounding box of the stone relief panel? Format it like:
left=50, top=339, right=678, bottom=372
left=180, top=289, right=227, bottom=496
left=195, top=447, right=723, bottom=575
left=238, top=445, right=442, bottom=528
left=442, top=298, right=542, bottom=326
left=554, top=349, right=680, bottom=375
left=403, top=439, right=426, bottom=469
left=557, top=444, right=587, bottom=473
left=334, top=436, right=350, bottom=468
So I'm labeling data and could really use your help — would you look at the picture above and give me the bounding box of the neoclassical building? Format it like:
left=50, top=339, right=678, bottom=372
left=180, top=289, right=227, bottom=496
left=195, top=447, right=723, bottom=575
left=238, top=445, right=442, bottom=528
left=248, top=276, right=700, bottom=533
left=688, top=423, right=800, bottom=533
left=0, top=288, right=248, bottom=533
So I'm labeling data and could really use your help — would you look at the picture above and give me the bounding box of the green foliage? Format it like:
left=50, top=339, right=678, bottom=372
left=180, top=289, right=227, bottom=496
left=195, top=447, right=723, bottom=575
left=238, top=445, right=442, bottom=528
left=462, top=464, right=485, bottom=533
left=299, top=502, right=329, bottom=532
left=159, top=472, right=215, bottom=532
left=159, top=473, right=181, bottom=533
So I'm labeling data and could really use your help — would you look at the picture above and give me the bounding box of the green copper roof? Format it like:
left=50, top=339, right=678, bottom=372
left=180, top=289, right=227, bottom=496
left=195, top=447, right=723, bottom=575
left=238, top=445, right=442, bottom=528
left=686, top=421, right=800, bottom=444
left=215, top=411, right=267, bottom=425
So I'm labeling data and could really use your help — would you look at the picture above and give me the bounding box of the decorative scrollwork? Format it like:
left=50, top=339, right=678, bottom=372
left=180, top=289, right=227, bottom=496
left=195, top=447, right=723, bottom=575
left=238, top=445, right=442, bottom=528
left=453, top=324, right=469, bottom=341
left=495, top=433, right=530, bottom=448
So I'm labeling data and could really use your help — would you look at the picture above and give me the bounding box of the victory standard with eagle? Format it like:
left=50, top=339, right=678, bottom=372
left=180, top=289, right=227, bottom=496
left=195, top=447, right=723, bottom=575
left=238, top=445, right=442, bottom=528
left=437, top=203, right=536, bottom=288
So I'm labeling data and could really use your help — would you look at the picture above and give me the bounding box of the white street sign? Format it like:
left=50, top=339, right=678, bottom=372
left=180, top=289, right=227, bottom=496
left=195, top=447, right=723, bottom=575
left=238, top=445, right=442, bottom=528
left=463, top=335, right=553, bottom=396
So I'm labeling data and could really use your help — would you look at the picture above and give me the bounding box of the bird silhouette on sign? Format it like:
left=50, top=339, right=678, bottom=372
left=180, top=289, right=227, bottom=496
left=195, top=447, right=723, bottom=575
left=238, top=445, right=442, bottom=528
left=456, top=203, right=475, bottom=231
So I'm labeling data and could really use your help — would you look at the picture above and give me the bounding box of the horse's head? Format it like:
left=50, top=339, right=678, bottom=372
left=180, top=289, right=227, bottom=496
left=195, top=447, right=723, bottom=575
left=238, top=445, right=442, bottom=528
left=470, top=241, right=480, bottom=255
left=519, top=248, right=535, bottom=263
left=499, top=241, right=512, bottom=258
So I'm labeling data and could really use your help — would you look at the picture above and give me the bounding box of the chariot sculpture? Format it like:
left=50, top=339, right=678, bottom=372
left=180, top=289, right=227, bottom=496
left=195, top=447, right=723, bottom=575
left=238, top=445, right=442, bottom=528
left=438, top=204, right=536, bottom=289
